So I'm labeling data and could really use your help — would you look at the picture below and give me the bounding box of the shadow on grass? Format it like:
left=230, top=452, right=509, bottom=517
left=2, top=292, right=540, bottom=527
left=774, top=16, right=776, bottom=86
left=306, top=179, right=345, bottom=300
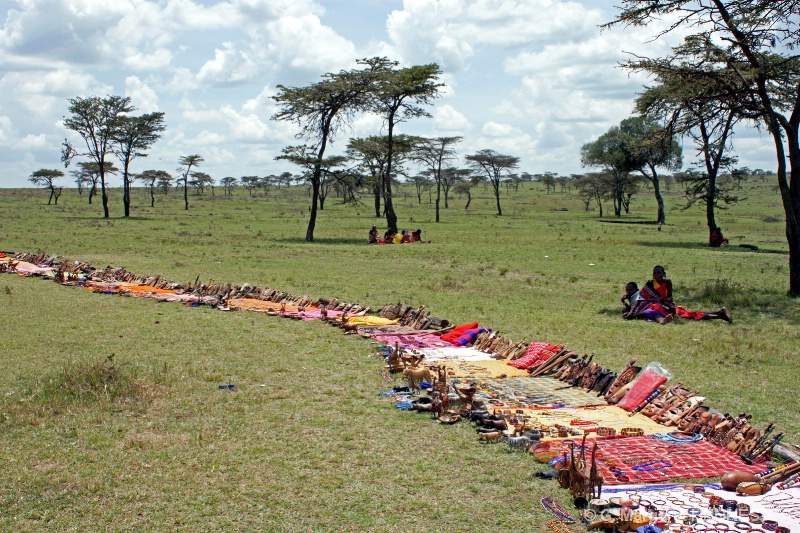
left=636, top=241, right=787, bottom=254
left=275, top=237, right=371, bottom=246
left=598, top=219, right=658, bottom=225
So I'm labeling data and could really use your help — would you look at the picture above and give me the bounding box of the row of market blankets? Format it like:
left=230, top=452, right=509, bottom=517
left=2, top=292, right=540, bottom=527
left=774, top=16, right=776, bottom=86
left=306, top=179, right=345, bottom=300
left=0, top=255, right=774, bottom=489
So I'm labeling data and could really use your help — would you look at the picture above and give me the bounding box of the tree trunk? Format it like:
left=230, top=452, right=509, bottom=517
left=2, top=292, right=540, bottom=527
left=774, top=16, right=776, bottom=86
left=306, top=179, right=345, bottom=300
left=183, top=178, right=189, bottom=210
left=384, top=118, right=398, bottom=233
left=706, top=173, right=718, bottom=246
left=306, top=173, right=320, bottom=242
left=435, top=181, right=441, bottom=222
left=150, top=185, right=155, bottom=208
left=100, top=173, right=109, bottom=218
left=48, top=188, right=54, bottom=205
left=122, top=161, right=131, bottom=217
left=464, top=191, right=471, bottom=209
left=493, top=179, right=502, bottom=216
left=649, top=166, right=666, bottom=224
left=373, top=182, right=381, bottom=218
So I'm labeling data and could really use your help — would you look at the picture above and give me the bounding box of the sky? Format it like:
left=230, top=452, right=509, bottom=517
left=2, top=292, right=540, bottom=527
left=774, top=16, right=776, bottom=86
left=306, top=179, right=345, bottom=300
left=0, top=0, right=781, bottom=188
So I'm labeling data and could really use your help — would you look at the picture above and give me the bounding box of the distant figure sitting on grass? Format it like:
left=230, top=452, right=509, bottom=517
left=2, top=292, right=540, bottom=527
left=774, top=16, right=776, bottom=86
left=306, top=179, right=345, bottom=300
left=710, top=227, right=729, bottom=248
left=626, top=265, right=732, bottom=324
left=412, top=229, right=422, bottom=242
left=368, top=225, right=379, bottom=244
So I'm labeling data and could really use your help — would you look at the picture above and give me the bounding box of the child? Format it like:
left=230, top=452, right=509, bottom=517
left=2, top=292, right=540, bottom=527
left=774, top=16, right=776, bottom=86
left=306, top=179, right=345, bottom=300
left=621, top=282, right=640, bottom=319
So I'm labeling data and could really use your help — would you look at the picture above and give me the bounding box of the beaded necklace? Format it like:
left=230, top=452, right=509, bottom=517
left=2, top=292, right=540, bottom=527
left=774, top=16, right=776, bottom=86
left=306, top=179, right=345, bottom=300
left=540, top=497, right=577, bottom=524
left=547, top=520, right=574, bottom=533
left=632, top=459, right=673, bottom=472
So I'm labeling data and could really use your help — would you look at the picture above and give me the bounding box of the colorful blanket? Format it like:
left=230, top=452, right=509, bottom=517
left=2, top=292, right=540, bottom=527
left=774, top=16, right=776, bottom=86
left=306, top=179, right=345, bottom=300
left=579, top=437, right=765, bottom=484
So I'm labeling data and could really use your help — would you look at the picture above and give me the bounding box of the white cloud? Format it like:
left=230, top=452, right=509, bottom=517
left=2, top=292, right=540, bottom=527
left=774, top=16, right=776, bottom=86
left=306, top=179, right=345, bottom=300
left=433, top=104, right=471, bottom=132
left=386, top=0, right=603, bottom=70
left=13, top=133, right=48, bottom=149
left=125, top=76, right=160, bottom=113
left=0, top=115, right=13, bottom=143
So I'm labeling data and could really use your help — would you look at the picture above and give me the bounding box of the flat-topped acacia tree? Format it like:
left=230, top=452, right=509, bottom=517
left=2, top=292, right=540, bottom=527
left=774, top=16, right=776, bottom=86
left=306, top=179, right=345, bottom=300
left=607, top=0, right=800, bottom=294
left=62, top=95, right=134, bottom=218
left=358, top=58, right=443, bottom=234
left=465, top=149, right=520, bottom=216
left=272, top=67, right=372, bottom=242
left=28, top=169, right=65, bottom=205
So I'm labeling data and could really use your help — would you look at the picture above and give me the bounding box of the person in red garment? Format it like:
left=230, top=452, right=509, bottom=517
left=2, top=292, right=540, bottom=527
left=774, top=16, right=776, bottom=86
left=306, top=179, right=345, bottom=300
left=630, top=265, right=733, bottom=324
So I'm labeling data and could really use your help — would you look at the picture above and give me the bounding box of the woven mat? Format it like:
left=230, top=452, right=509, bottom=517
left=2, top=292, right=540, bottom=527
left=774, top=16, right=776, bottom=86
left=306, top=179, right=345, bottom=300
left=479, top=376, right=604, bottom=408
left=560, top=437, right=766, bottom=484
left=443, top=359, right=530, bottom=379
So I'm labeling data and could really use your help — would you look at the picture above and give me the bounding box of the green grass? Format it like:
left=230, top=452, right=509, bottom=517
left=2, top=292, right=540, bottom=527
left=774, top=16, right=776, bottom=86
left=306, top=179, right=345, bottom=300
left=0, top=180, right=798, bottom=531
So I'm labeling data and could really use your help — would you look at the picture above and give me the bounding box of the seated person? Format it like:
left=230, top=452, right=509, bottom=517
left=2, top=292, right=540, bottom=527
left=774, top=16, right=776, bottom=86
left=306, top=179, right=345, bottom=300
left=630, top=265, right=732, bottom=324
left=368, top=225, right=379, bottom=244
left=412, top=229, right=422, bottom=242
left=384, top=231, right=395, bottom=244
left=621, top=281, right=640, bottom=318
left=401, top=230, right=413, bottom=243
left=710, top=227, right=729, bottom=247
left=392, top=231, right=402, bottom=244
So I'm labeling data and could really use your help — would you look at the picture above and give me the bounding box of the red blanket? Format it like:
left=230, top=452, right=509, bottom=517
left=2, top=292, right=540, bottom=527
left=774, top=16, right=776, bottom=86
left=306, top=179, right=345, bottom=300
left=583, top=437, right=765, bottom=484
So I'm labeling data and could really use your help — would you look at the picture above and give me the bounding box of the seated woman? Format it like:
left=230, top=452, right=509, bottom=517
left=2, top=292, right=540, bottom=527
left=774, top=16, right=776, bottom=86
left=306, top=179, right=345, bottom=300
left=630, top=265, right=732, bottom=324
left=401, top=230, right=413, bottom=243
left=368, top=225, right=379, bottom=244
left=710, top=227, right=729, bottom=247
left=412, top=229, right=422, bottom=242
left=384, top=231, right=395, bottom=244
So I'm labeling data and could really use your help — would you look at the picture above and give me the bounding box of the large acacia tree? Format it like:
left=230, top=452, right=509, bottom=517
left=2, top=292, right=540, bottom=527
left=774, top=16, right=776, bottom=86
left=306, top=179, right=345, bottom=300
left=272, top=67, right=373, bottom=241
left=359, top=58, right=443, bottom=233
left=465, top=149, right=520, bottom=216
left=62, top=95, right=134, bottom=218
left=113, top=112, right=166, bottom=217
left=608, top=0, right=800, bottom=294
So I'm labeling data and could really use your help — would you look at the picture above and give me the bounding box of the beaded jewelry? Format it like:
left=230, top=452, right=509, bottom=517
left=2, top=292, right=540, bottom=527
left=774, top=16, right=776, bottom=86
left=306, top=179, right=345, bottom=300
left=547, top=519, right=574, bottom=533
left=540, top=497, right=577, bottom=524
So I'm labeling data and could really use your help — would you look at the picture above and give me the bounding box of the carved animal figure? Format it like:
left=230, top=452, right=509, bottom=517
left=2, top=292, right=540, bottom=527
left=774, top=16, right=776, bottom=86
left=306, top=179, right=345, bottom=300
left=478, top=431, right=502, bottom=443
left=403, top=367, right=432, bottom=391
left=503, top=435, right=531, bottom=452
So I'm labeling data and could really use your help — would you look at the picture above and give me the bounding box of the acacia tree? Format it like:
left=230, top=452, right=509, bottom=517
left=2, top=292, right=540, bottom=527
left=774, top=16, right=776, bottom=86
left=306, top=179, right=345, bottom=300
left=29, top=169, right=65, bottom=205
left=620, top=115, right=683, bottom=224
left=113, top=112, right=166, bottom=217
left=62, top=95, right=134, bottom=218
left=441, top=167, right=471, bottom=208
left=220, top=177, right=236, bottom=196
left=576, top=172, right=609, bottom=216
left=71, top=161, right=118, bottom=205
left=608, top=0, right=800, bottom=294
left=631, top=35, right=745, bottom=243
left=346, top=134, right=417, bottom=219
left=581, top=127, right=640, bottom=216
left=137, top=169, right=171, bottom=207
left=272, top=67, right=372, bottom=242
left=465, top=149, right=520, bottom=216
left=240, top=176, right=260, bottom=196
left=359, top=57, right=443, bottom=233
left=177, top=154, right=204, bottom=210
left=412, top=136, right=462, bottom=222
left=277, top=145, right=347, bottom=210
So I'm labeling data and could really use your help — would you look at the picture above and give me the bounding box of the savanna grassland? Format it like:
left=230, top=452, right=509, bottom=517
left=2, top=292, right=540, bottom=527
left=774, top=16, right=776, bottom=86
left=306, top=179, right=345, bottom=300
left=0, top=179, right=798, bottom=532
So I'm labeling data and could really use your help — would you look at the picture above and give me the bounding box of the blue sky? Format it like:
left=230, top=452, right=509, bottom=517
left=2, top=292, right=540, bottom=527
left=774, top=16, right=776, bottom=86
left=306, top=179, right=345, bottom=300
left=0, top=0, right=780, bottom=188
